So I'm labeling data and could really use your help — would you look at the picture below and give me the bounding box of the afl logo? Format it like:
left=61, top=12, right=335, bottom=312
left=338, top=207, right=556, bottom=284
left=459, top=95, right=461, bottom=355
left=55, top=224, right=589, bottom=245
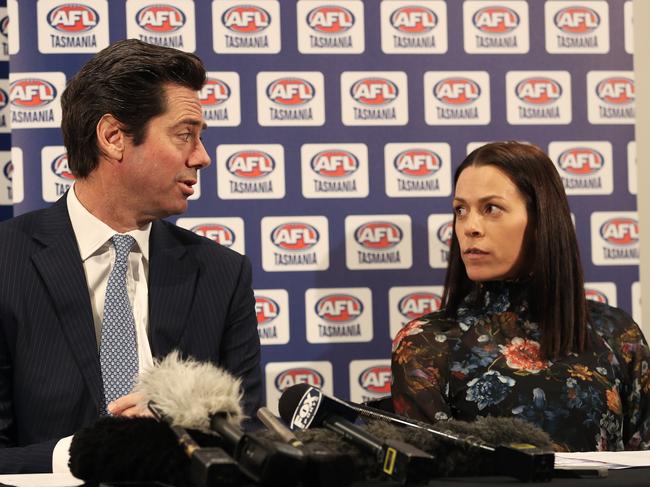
left=47, top=3, right=99, bottom=33
left=255, top=295, right=280, bottom=325
left=136, top=4, right=186, bottom=33
left=307, top=6, right=354, bottom=34
left=398, top=292, right=441, bottom=319
left=267, top=78, right=314, bottom=106
left=51, top=154, right=74, bottom=180
left=596, top=78, right=634, bottom=105
left=0, top=16, right=8, bottom=37
left=515, top=78, right=562, bottom=105
left=222, top=5, right=270, bottom=34
left=355, top=222, right=403, bottom=250
left=434, top=78, right=480, bottom=105
left=599, top=218, right=639, bottom=246
left=394, top=149, right=441, bottom=176
left=275, top=368, right=324, bottom=392
left=554, top=6, right=600, bottom=34
left=390, top=6, right=437, bottom=34
left=190, top=224, right=235, bottom=247
left=310, top=150, right=359, bottom=178
left=226, top=151, right=275, bottom=178
left=585, top=288, right=608, bottom=304
left=2, top=161, right=11, bottom=182
left=315, top=294, right=363, bottom=322
left=558, top=148, right=604, bottom=175
left=473, top=6, right=519, bottom=34
left=0, top=88, right=8, bottom=109
left=10, top=79, right=57, bottom=109
left=271, top=223, right=320, bottom=251
left=199, top=78, right=231, bottom=106
left=351, top=78, right=398, bottom=105
left=437, top=221, right=453, bottom=248
left=359, top=366, right=392, bottom=394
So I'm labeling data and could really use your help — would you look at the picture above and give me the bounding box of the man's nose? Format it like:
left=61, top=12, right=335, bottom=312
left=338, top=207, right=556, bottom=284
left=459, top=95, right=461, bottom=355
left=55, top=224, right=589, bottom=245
left=190, top=139, right=211, bottom=168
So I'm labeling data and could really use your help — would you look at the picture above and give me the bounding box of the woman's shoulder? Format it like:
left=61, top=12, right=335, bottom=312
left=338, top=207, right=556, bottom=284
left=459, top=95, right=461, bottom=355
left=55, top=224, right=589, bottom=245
left=392, top=309, right=460, bottom=346
left=587, top=300, right=647, bottom=352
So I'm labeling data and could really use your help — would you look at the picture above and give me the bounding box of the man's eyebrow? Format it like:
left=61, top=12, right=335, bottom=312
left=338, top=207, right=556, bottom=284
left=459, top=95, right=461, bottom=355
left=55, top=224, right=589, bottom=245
left=174, top=118, right=206, bottom=128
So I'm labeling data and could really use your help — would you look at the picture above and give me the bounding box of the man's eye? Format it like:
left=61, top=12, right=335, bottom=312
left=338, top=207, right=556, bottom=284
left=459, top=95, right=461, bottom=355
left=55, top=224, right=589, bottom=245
left=180, top=133, right=192, bottom=142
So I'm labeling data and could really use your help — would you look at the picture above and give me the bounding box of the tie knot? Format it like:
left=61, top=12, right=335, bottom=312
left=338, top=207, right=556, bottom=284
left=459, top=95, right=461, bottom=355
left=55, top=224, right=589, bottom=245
left=111, top=234, right=136, bottom=263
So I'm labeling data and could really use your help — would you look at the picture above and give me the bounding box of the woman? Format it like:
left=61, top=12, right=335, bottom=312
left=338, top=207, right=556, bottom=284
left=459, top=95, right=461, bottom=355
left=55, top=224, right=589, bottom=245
left=391, top=141, right=650, bottom=451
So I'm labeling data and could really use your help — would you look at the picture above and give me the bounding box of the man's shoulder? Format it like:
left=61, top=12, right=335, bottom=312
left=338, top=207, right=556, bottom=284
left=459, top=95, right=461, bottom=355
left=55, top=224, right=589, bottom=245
left=156, top=219, right=247, bottom=265
left=0, top=207, right=52, bottom=247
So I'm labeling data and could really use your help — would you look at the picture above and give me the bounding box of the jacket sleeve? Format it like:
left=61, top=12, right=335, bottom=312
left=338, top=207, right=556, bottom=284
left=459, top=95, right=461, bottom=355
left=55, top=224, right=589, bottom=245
left=0, top=325, right=59, bottom=473
left=218, top=255, right=262, bottom=419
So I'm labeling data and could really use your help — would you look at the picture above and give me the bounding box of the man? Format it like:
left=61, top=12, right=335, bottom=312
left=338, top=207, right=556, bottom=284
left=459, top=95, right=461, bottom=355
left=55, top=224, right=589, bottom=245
left=0, top=39, right=262, bottom=473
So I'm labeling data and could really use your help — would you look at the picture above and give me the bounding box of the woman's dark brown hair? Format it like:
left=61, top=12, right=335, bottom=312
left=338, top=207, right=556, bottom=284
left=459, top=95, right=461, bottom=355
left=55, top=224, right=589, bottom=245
left=441, top=141, right=589, bottom=359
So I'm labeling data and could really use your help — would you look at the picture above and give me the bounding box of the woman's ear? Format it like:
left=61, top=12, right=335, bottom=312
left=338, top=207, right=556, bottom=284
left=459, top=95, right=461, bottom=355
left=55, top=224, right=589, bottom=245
left=96, top=114, right=124, bottom=161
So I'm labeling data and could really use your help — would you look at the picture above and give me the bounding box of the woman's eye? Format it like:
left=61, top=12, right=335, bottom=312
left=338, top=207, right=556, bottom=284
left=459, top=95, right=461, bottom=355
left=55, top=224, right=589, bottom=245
left=485, top=204, right=502, bottom=215
left=454, top=206, right=467, bottom=217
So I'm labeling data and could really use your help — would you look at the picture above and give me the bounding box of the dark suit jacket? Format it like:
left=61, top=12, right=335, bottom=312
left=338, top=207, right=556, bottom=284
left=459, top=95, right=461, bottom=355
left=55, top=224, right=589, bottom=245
left=0, top=197, right=262, bottom=473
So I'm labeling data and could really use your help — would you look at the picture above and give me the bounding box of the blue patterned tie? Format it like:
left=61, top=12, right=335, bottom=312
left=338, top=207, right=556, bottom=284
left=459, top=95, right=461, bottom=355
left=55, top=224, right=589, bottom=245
left=100, top=234, right=139, bottom=414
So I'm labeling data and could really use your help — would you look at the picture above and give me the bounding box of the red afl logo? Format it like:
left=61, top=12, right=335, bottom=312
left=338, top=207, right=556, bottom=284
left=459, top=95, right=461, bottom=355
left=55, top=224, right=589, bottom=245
left=558, top=148, right=604, bottom=175
left=515, top=78, right=562, bottom=105
left=136, top=4, right=186, bottom=33
left=437, top=221, right=453, bottom=247
left=0, top=15, right=8, bottom=37
left=199, top=78, right=231, bottom=106
left=226, top=151, right=275, bottom=178
left=0, top=88, right=8, bottom=109
left=2, top=161, right=11, bottom=182
left=222, top=6, right=270, bottom=34
left=584, top=288, right=608, bottom=304
left=307, top=6, right=354, bottom=34
left=596, top=78, right=634, bottom=105
left=351, top=78, right=398, bottom=105
left=190, top=224, right=235, bottom=247
left=275, top=368, right=324, bottom=392
left=47, top=3, right=99, bottom=33
left=355, top=222, right=403, bottom=250
left=315, top=294, right=363, bottom=322
left=267, top=78, right=314, bottom=106
left=394, top=149, right=441, bottom=176
left=472, top=6, right=519, bottom=34
left=310, top=150, right=359, bottom=178
left=398, top=292, right=442, bottom=319
left=51, top=154, right=74, bottom=180
left=359, top=366, right=392, bottom=394
left=434, top=78, right=481, bottom=105
left=10, top=79, right=57, bottom=109
left=271, top=223, right=320, bottom=251
left=390, top=6, right=437, bottom=34
left=599, top=218, right=639, bottom=246
left=554, top=6, right=600, bottom=34
left=255, top=295, right=280, bottom=324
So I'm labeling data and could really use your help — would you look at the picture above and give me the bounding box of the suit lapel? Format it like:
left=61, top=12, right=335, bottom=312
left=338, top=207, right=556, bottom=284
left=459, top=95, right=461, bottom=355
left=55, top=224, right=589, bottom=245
left=31, top=197, right=103, bottom=412
left=148, top=221, right=199, bottom=357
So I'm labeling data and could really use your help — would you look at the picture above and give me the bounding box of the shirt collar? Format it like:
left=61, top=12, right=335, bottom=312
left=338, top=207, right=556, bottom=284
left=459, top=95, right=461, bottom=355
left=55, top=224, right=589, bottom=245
left=66, top=183, right=151, bottom=262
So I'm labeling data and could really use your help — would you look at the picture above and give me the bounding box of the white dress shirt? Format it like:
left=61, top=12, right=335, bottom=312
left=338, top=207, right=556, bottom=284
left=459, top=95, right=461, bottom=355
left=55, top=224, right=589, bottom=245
left=52, top=186, right=155, bottom=472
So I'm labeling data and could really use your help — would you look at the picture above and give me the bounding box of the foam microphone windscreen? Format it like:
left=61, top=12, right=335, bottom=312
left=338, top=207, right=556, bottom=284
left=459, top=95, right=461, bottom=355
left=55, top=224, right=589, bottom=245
left=133, top=351, right=244, bottom=430
left=69, top=416, right=190, bottom=487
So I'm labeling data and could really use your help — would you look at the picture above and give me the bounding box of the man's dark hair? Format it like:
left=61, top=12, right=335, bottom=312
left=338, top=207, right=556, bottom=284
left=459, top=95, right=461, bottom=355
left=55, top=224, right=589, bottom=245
left=61, top=39, right=206, bottom=178
left=441, top=141, right=589, bottom=359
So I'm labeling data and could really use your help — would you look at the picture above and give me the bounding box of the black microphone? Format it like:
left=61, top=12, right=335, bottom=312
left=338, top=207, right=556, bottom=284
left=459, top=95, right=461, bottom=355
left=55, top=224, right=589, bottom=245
left=135, top=352, right=305, bottom=487
left=256, top=406, right=356, bottom=487
left=280, top=383, right=555, bottom=482
left=279, top=384, right=435, bottom=485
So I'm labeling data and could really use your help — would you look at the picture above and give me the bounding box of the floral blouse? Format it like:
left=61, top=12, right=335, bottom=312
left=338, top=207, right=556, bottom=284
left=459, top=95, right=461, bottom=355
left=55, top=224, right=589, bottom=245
left=391, top=281, right=650, bottom=452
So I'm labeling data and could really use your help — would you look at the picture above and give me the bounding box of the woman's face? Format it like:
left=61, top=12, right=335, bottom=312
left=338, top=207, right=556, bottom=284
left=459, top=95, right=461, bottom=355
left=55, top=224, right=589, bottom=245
left=453, top=164, right=530, bottom=282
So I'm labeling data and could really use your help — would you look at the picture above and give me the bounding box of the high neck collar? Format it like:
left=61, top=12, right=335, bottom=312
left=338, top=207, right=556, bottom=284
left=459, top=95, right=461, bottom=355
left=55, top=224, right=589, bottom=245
left=465, top=278, right=532, bottom=314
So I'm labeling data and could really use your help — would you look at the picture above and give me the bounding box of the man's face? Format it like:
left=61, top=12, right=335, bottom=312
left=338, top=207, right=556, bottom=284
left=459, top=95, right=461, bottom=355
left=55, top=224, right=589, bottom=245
left=120, top=83, right=210, bottom=222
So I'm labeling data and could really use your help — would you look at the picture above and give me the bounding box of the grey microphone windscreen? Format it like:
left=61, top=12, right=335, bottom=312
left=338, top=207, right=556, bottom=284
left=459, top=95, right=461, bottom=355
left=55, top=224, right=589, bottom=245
left=134, top=351, right=244, bottom=430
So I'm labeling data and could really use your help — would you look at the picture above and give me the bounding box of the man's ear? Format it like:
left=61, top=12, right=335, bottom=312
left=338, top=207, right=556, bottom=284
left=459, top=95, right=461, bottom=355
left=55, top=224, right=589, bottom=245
left=96, top=114, right=125, bottom=161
